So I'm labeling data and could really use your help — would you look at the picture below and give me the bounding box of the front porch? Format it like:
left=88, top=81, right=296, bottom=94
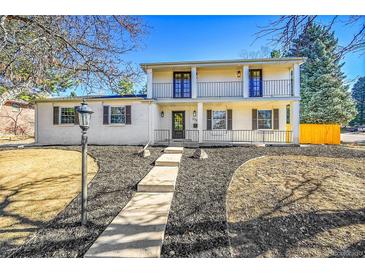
left=150, top=100, right=300, bottom=145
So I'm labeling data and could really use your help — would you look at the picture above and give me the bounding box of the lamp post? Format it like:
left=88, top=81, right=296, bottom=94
left=76, top=99, right=93, bottom=226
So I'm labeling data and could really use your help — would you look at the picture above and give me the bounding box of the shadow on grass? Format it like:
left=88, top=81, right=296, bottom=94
left=228, top=208, right=365, bottom=257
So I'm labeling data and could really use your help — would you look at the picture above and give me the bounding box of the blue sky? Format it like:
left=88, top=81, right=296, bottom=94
left=125, top=15, right=364, bottom=89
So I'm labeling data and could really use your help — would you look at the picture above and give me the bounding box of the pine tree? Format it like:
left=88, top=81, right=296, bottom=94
left=351, top=77, right=365, bottom=125
left=286, top=23, right=357, bottom=125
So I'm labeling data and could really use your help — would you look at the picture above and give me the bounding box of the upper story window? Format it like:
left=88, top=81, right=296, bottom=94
left=257, top=110, right=272, bottom=129
left=60, top=107, right=76, bottom=124
left=173, top=72, right=191, bottom=98
left=110, top=106, right=126, bottom=124
left=249, top=69, right=263, bottom=97
left=212, top=110, right=227, bottom=130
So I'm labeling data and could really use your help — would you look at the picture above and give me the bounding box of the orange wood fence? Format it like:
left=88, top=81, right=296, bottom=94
left=286, top=124, right=341, bottom=145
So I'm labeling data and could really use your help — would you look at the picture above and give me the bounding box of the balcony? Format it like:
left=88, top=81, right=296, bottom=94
left=250, top=79, right=293, bottom=97
left=197, top=81, right=243, bottom=98
left=152, top=79, right=293, bottom=99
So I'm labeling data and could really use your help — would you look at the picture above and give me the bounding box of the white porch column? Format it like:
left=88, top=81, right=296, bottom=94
left=197, top=102, right=203, bottom=143
left=149, top=102, right=158, bottom=144
left=293, top=64, right=300, bottom=97
left=191, top=66, right=197, bottom=98
left=147, top=68, right=153, bottom=99
left=291, top=101, right=300, bottom=144
left=243, top=65, right=249, bottom=98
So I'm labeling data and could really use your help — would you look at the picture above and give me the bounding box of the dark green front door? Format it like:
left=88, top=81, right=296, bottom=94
left=172, top=111, right=185, bottom=139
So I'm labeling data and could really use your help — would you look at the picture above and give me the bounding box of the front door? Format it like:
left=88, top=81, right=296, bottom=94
left=172, top=111, right=185, bottom=139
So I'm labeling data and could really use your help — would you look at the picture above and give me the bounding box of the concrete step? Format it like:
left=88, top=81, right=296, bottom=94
left=155, top=153, right=182, bottom=167
left=164, top=147, right=184, bottom=154
left=84, top=192, right=174, bottom=258
left=138, top=166, right=178, bottom=192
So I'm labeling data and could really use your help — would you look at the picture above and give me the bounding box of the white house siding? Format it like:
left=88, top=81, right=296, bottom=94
left=36, top=99, right=150, bottom=145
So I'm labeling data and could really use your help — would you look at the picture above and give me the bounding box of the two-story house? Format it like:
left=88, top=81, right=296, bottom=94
left=34, top=57, right=304, bottom=145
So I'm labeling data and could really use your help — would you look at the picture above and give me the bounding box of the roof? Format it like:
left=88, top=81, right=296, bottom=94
left=140, top=57, right=306, bottom=70
left=36, top=94, right=147, bottom=103
left=5, top=99, right=32, bottom=105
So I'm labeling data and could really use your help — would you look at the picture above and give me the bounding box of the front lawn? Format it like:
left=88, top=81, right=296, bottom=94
left=227, top=155, right=365, bottom=257
left=161, top=146, right=365, bottom=258
left=2, top=146, right=162, bottom=257
left=0, top=149, right=98, bottom=257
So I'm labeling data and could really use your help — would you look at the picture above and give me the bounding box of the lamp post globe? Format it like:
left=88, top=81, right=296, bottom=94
left=77, top=99, right=94, bottom=130
left=76, top=99, right=93, bottom=226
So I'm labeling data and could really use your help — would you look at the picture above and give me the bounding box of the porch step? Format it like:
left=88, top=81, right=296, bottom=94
left=164, top=147, right=184, bottom=154
left=155, top=153, right=182, bottom=167
left=84, top=192, right=174, bottom=258
left=137, top=166, right=178, bottom=192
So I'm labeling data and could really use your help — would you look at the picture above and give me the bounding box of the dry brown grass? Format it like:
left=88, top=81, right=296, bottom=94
left=227, top=155, right=365, bottom=257
left=0, top=149, right=98, bottom=253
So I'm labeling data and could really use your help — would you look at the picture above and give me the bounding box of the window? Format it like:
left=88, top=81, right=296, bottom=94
left=110, top=106, right=126, bottom=124
left=60, top=107, right=75, bottom=124
left=257, top=110, right=272, bottom=129
left=212, top=111, right=226, bottom=130
left=173, top=72, right=191, bottom=98
left=12, top=103, right=21, bottom=112
left=249, top=69, right=263, bottom=97
left=286, top=105, right=290, bottom=124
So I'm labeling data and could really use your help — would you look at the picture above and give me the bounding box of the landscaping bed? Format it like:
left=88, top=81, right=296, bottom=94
left=161, top=146, right=365, bottom=258
left=3, top=145, right=162, bottom=258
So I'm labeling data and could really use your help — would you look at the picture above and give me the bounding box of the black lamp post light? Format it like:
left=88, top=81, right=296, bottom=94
left=76, top=99, right=94, bottom=225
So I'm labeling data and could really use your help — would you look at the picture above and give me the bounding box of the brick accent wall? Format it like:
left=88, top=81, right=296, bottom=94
left=0, top=102, right=35, bottom=136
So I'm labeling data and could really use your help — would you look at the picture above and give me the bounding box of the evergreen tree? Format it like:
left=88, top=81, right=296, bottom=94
left=351, top=77, right=365, bottom=125
left=286, top=23, right=357, bottom=125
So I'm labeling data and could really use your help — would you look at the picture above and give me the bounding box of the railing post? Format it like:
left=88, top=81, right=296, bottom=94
left=147, top=68, right=153, bottom=99
left=291, top=101, right=300, bottom=144
left=191, top=67, right=197, bottom=99
left=293, top=64, right=300, bottom=97
left=243, top=65, right=249, bottom=98
left=198, top=102, right=203, bottom=143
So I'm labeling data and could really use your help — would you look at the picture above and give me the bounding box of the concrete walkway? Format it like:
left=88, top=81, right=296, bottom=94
left=84, top=147, right=183, bottom=258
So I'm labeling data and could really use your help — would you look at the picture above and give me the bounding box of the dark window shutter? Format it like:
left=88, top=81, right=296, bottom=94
left=207, top=110, right=212, bottom=130
left=273, top=108, right=279, bottom=129
left=103, top=105, right=110, bottom=125
left=227, top=109, right=232, bottom=130
left=252, top=109, right=257, bottom=130
left=126, top=105, right=132, bottom=124
left=53, top=106, right=59, bottom=125
left=74, top=106, right=79, bottom=125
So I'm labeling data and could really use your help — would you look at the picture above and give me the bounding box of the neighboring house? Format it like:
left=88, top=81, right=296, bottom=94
left=35, top=57, right=304, bottom=145
left=0, top=100, right=35, bottom=136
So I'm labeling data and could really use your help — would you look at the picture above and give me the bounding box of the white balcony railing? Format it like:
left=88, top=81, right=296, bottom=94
left=151, top=79, right=293, bottom=99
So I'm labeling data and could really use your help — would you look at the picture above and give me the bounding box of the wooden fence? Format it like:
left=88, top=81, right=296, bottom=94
left=286, top=124, right=341, bottom=145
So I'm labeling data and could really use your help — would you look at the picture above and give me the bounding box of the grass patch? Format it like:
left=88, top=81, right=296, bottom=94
left=0, top=149, right=98, bottom=254
left=227, top=155, right=365, bottom=257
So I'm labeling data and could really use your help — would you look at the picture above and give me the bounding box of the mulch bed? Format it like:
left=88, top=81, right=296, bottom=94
left=4, top=145, right=162, bottom=258
left=161, top=145, right=365, bottom=258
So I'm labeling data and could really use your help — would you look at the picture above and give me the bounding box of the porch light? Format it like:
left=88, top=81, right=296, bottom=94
left=76, top=99, right=93, bottom=226
left=193, top=110, right=197, bottom=117
left=161, top=111, right=164, bottom=118
left=77, top=99, right=94, bottom=130
left=236, top=70, right=241, bottom=78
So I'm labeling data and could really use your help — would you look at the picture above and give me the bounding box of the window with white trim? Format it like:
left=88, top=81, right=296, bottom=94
left=60, top=107, right=75, bottom=124
left=110, top=106, right=126, bottom=124
left=257, top=110, right=272, bottom=129
left=212, top=110, right=227, bottom=130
